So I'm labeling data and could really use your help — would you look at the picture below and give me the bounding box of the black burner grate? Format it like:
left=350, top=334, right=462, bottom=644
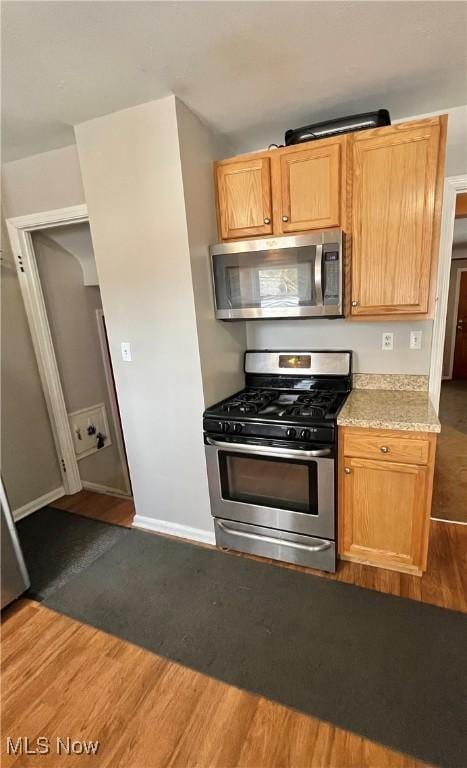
left=214, top=387, right=345, bottom=422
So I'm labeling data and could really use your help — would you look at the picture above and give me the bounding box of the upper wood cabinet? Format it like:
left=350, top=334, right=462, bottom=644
left=215, top=157, right=273, bottom=240
left=214, top=136, right=345, bottom=241
left=277, top=140, right=343, bottom=234
left=213, top=115, right=446, bottom=320
left=350, top=117, right=446, bottom=317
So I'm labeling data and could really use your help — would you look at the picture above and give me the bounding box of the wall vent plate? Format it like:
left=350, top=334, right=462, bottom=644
left=68, top=403, right=112, bottom=460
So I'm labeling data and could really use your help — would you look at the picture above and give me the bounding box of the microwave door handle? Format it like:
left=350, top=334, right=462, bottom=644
left=205, top=436, right=332, bottom=459
left=314, top=243, right=324, bottom=306
left=225, top=278, right=233, bottom=309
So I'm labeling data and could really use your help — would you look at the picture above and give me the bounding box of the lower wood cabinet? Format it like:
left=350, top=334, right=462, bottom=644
left=338, top=427, right=437, bottom=575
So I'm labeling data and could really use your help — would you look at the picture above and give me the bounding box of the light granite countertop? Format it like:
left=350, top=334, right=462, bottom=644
left=337, top=389, right=441, bottom=433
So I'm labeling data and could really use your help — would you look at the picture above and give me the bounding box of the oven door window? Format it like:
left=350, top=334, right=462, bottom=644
left=219, top=452, right=318, bottom=515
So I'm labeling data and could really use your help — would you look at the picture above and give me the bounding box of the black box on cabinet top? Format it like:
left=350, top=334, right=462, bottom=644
left=285, top=109, right=391, bottom=145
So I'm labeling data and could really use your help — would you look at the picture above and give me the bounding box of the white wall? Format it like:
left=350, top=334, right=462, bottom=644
left=175, top=99, right=246, bottom=407
left=2, top=145, right=85, bottom=218
left=246, top=319, right=433, bottom=374
left=232, top=105, right=467, bottom=177
left=46, top=223, right=99, bottom=285
left=75, top=96, right=215, bottom=534
left=33, top=231, right=127, bottom=492
left=1, top=220, right=63, bottom=509
left=1, top=146, right=86, bottom=510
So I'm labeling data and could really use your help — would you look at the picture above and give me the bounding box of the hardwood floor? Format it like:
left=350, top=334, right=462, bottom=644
left=53, top=489, right=135, bottom=528
left=1, top=600, right=430, bottom=768
left=2, top=494, right=464, bottom=767
left=54, top=491, right=467, bottom=611
left=432, top=380, right=467, bottom=524
left=253, top=519, right=467, bottom=613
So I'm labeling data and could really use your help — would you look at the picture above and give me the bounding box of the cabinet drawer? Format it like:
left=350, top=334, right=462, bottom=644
left=342, top=431, right=431, bottom=465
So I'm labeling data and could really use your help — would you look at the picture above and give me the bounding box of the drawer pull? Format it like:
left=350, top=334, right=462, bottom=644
left=380, top=446, right=390, bottom=453
left=344, top=467, right=352, bottom=474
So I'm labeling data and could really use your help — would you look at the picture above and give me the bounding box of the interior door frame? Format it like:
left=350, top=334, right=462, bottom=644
left=448, top=267, right=467, bottom=378
left=95, top=309, right=132, bottom=495
left=429, top=174, right=467, bottom=411
left=6, top=204, right=89, bottom=494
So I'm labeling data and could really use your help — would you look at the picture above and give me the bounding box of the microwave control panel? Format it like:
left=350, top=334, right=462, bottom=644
left=323, top=249, right=340, bottom=303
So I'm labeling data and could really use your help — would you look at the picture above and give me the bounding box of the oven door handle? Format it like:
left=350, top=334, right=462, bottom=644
left=205, top=437, right=332, bottom=459
left=217, top=520, right=333, bottom=553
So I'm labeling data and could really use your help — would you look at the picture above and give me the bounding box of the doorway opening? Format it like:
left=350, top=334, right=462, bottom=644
left=432, top=192, right=467, bottom=525
left=6, top=206, right=134, bottom=529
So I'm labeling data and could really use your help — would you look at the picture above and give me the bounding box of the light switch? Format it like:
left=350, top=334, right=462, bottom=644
left=121, top=342, right=132, bottom=362
left=382, top=332, right=394, bottom=351
left=409, top=330, right=423, bottom=350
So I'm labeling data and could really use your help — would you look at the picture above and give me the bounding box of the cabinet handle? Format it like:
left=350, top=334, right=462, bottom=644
left=380, top=446, right=390, bottom=453
left=351, top=300, right=359, bottom=307
left=282, top=215, right=289, bottom=222
left=263, top=217, right=271, bottom=224
left=344, top=467, right=352, bottom=474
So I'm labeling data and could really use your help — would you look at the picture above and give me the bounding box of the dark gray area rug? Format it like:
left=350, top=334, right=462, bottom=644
left=16, top=506, right=128, bottom=600
left=17, top=507, right=466, bottom=767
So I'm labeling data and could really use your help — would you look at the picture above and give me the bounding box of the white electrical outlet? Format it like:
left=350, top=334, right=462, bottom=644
left=409, top=330, right=423, bottom=350
left=121, top=341, right=132, bottom=362
left=382, top=332, right=394, bottom=351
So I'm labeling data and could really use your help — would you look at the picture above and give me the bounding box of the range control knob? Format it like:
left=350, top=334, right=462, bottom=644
left=233, top=423, right=243, bottom=434
left=219, top=422, right=230, bottom=433
left=300, top=429, right=311, bottom=440
left=286, top=427, right=296, bottom=439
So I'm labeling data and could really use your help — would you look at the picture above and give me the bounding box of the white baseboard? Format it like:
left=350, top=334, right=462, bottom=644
left=81, top=481, right=132, bottom=500
left=431, top=516, right=467, bottom=526
left=13, top=486, right=65, bottom=521
left=133, top=514, right=216, bottom=545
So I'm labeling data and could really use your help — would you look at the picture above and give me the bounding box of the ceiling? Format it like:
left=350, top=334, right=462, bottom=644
left=2, top=1, right=467, bottom=162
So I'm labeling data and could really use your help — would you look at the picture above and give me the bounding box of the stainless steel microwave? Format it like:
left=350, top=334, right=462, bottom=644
left=210, top=230, right=344, bottom=320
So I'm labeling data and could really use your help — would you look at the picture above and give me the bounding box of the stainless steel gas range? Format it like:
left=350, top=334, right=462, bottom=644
left=203, top=350, right=352, bottom=572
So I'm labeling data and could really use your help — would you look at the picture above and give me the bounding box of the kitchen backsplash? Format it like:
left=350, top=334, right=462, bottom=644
left=352, top=374, right=429, bottom=391
left=245, top=319, right=433, bottom=375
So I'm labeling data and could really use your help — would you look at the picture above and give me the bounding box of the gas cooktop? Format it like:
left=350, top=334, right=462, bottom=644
left=209, top=388, right=347, bottom=422
left=203, top=350, right=352, bottom=445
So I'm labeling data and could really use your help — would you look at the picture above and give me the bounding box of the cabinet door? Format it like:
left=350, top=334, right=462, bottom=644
left=216, top=157, right=272, bottom=240
left=351, top=120, right=442, bottom=316
left=339, top=457, right=429, bottom=573
left=278, top=142, right=341, bottom=233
